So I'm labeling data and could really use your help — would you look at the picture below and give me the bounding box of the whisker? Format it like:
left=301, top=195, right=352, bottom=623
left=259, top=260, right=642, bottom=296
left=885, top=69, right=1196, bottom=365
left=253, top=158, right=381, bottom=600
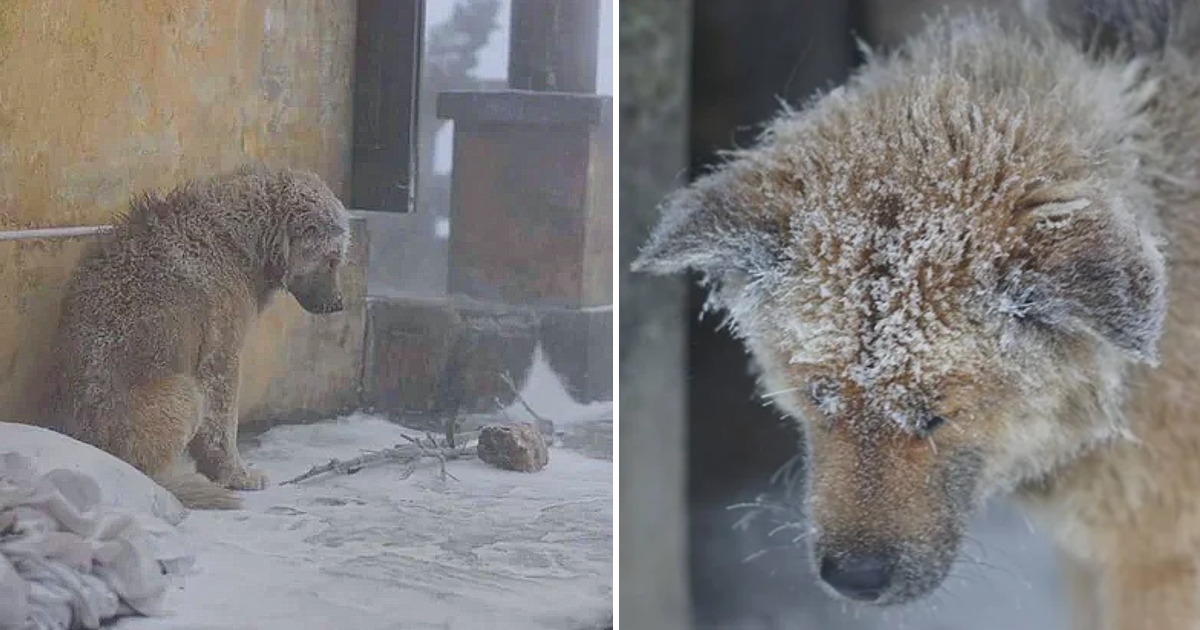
left=769, top=453, right=805, bottom=486
left=766, top=522, right=806, bottom=538
left=739, top=539, right=809, bottom=564
left=759, top=386, right=803, bottom=400
left=730, top=510, right=759, bottom=532
left=726, top=501, right=798, bottom=517
left=955, top=551, right=1028, bottom=586
left=741, top=549, right=770, bottom=564
left=962, top=531, right=1022, bottom=569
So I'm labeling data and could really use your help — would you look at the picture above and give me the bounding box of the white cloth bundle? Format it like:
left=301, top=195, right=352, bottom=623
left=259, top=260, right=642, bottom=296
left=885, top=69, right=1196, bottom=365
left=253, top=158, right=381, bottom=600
left=0, top=452, right=194, bottom=630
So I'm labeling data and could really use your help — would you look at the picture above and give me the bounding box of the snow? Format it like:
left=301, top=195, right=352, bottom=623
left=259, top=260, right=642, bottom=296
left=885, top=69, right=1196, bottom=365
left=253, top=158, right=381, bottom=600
left=0, top=423, right=186, bottom=526
left=500, top=344, right=613, bottom=429
left=115, top=414, right=612, bottom=630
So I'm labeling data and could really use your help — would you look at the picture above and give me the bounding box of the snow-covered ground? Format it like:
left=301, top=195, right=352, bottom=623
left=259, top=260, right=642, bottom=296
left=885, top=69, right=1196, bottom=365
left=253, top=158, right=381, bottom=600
left=115, top=414, right=612, bottom=630
left=113, top=347, right=613, bottom=630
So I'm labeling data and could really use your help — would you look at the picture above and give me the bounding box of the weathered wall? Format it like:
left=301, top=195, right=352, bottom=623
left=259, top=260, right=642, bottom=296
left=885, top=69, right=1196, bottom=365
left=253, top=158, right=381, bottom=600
left=0, top=1, right=355, bottom=229
left=0, top=1, right=360, bottom=426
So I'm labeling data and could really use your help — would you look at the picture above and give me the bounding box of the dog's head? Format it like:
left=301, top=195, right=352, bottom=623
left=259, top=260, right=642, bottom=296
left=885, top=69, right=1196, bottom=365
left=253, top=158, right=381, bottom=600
left=267, top=169, right=352, bottom=314
left=633, top=22, right=1167, bottom=605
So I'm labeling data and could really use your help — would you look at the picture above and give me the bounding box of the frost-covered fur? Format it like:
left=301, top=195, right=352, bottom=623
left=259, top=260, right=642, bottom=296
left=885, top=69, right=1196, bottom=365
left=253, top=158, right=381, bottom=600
left=34, top=165, right=352, bottom=511
left=634, top=1, right=1200, bottom=627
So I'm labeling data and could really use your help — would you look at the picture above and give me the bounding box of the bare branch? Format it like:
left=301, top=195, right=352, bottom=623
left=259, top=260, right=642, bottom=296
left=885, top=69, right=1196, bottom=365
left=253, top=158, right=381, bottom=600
left=499, top=371, right=553, bottom=429
left=279, top=431, right=480, bottom=486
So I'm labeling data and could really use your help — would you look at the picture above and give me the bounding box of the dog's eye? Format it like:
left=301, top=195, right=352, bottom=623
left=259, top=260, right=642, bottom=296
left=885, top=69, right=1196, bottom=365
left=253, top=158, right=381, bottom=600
left=807, top=379, right=840, bottom=415
left=921, top=414, right=948, bottom=434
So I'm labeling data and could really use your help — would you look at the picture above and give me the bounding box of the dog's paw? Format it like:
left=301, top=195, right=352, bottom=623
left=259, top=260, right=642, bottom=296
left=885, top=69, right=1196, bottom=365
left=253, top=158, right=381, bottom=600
left=224, top=466, right=269, bottom=491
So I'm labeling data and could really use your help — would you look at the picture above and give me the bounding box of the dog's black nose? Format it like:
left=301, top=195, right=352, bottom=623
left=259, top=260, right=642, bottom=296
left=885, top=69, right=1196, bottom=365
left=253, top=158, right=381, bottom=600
left=818, top=554, right=893, bottom=602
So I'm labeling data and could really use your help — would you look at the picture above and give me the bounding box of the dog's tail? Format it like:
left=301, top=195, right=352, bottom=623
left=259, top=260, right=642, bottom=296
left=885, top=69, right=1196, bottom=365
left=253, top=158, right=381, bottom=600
left=153, top=467, right=242, bottom=510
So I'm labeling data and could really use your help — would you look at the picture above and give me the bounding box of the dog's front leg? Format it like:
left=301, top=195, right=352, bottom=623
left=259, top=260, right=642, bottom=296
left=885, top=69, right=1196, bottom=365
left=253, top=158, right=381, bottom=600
left=190, top=358, right=268, bottom=491
left=1097, top=556, right=1200, bottom=630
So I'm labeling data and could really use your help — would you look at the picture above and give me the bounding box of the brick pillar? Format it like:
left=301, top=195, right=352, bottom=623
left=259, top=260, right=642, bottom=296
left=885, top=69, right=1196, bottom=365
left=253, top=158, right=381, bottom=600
left=436, top=91, right=611, bottom=307
left=364, top=0, right=612, bottom=420
left=432, top=91, right=612, bottom=403
left=427, top=0, right=612, bottom=405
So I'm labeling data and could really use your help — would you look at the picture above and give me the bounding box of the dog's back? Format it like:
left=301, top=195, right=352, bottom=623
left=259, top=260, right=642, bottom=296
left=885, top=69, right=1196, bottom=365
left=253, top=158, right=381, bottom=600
left=38, top=186, right=258, bottom=511
left=44, top=195, right=216, bottom=448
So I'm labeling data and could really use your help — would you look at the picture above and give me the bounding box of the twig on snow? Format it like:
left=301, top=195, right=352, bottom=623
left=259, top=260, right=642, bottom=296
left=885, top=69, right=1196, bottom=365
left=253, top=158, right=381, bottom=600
left=279, top=431, right=479, bottom=486
left=499, top=371, right=555, bottom=435
left=402, top=433, right=462, bottom=483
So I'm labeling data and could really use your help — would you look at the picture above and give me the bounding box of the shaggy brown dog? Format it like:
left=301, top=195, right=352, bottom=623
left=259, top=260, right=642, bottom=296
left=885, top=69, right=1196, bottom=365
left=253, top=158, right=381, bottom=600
left=635, top=0, right=1200, bottom=627
left=35, top=165, right=351, bottom=509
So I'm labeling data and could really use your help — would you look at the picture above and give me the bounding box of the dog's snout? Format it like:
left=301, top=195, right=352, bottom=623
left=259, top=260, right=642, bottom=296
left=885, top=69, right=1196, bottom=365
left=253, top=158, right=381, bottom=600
left=818, top=553, right=894, bottom=602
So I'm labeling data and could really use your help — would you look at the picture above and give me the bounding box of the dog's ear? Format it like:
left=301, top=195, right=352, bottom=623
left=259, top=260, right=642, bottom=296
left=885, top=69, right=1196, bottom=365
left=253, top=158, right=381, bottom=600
left=1001, top=189, right=1167, bottom=363
left=631, top=167, right=788, bottom=281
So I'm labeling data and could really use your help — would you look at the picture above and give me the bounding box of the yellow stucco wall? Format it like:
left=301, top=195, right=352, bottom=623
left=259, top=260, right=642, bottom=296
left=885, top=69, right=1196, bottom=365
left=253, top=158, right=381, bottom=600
left=0, top=1, right=363, bottom=425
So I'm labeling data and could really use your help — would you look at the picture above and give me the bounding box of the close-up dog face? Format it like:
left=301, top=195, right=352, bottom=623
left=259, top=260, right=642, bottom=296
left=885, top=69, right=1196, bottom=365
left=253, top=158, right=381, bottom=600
left=277, top=171, right=352, bottom=315
left=634, top=56, right=1167, bottom=606
left=739, top=288, right=1128, bottom=605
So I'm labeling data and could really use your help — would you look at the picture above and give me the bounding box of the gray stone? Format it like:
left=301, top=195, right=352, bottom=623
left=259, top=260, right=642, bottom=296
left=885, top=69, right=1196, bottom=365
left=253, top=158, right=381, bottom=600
left=476, top=422, right=549, bottom=472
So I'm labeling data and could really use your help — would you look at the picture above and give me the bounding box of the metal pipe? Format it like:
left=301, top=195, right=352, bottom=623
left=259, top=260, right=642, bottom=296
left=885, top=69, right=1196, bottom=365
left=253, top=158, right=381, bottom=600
left=0, top=225, right=113, bottom=242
